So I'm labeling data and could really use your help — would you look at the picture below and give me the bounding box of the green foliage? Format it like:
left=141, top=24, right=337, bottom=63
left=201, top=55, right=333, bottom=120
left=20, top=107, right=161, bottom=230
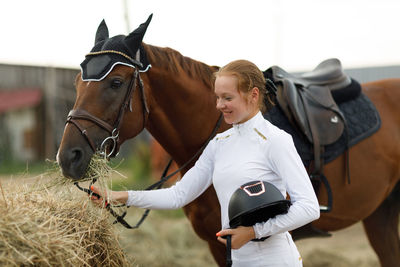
left=109, top=140, right=152, bottom=191
left=0, top=159, right=46, bottom=175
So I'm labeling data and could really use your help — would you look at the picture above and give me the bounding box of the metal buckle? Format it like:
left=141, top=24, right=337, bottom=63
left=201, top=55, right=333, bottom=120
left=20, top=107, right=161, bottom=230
left=100, top=128, right=119, bottom=158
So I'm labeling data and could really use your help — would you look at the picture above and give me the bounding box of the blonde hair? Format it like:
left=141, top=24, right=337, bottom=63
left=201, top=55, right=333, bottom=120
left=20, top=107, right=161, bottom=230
left=214, top=59, right=267, bottom=113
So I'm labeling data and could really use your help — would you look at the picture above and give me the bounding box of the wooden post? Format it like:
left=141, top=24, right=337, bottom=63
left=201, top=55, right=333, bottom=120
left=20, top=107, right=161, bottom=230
left=43, top=67, right=57, bottom=160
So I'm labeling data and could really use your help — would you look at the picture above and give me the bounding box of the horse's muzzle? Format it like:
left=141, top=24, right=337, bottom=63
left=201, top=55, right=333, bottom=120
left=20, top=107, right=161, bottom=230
left=57, top=146, right=91, bottom=180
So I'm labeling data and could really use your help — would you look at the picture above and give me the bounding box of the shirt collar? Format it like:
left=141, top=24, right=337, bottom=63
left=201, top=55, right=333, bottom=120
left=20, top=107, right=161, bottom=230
left=232, top=111, right=263, bottom=135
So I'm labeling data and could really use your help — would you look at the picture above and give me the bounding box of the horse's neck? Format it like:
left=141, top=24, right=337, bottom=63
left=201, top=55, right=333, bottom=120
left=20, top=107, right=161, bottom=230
left=143, top=44, right=223, bottom=166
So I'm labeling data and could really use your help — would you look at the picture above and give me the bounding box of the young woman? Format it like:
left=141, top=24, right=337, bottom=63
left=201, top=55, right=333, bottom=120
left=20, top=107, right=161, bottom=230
left=91, top=59, right=320, bottom=266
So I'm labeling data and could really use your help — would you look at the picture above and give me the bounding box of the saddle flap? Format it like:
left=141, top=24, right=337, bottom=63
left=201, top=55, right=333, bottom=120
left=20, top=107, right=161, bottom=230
left=277, top=79, right=344, bottom=145
left=302, top=85, right=344, bottom=145
left=277, top=79, right=310, bottom=137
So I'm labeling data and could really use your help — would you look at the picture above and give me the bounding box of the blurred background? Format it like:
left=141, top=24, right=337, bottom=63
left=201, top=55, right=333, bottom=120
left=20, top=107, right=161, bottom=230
left=1, top=1, right=395, bottom=265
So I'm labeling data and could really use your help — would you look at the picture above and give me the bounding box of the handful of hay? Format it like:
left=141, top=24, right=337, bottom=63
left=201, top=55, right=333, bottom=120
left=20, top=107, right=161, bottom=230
left=0, top=154, right=130, bottom=266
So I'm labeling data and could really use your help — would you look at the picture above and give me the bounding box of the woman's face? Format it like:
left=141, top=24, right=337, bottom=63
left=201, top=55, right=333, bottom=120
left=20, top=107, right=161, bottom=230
left=214, top=75, right=259, bottom=125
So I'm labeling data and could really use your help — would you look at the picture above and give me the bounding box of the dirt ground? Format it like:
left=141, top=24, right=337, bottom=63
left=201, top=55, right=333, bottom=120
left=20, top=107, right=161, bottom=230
left=296, top=223, right=380, bottom=267
left=118, top=209, right=382, bottom=267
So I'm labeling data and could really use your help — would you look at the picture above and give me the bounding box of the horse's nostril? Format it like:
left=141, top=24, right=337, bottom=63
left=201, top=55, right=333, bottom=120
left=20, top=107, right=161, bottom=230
left=70, top=147, right=83, bottom=164
left=59, top=146, right=88, bottom=180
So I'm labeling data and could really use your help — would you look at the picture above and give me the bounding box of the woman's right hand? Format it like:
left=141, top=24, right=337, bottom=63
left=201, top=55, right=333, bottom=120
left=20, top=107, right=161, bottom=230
left=216, top=226, right=255, bottom=249
left=89, top=185, right=129, bottom=207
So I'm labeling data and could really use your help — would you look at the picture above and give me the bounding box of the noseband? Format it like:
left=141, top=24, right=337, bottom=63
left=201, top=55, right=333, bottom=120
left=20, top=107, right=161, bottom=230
left=66, top=50, right=149, bottom=158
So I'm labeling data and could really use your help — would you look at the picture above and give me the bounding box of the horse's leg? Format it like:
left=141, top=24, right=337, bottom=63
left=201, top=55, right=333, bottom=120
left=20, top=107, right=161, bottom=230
left=207, top=239, right=226, bottom=267
left=362, top=181, right=400, bottom=267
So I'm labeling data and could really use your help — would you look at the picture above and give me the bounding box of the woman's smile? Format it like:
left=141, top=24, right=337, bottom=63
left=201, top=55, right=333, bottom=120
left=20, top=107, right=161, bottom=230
left=214, top=75, right=258, bottom=125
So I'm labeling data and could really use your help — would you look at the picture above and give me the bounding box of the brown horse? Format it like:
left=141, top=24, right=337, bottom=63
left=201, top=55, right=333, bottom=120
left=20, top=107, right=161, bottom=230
left=57, top=16, right=400, bottom=267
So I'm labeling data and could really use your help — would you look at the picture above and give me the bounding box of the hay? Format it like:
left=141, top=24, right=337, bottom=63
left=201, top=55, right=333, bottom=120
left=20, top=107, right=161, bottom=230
left=0, top=154, right=130, bottom=267
left=42, top=153, right=119, bottom=191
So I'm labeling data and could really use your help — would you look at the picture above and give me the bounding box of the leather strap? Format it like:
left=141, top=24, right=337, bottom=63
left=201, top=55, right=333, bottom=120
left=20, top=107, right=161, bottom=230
left=68, top=109, right=114, bottom=134
left=66, top=119, right=97, bottom=152
left=299, top=88, right=334, bottom=212
left=113, top=70, right=137, bottom=131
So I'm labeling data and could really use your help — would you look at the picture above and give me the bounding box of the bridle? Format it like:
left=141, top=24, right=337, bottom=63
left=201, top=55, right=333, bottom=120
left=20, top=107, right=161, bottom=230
left=66, top=49, right=149, bottom=159
left=66, top=49, right=150, bottom=228
left=66, top=48, right=223, bottom=229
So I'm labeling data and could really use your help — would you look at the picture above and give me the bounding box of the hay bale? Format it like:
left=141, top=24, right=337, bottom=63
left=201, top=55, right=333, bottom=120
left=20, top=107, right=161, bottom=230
left=0, top=155, right=130, bottom=266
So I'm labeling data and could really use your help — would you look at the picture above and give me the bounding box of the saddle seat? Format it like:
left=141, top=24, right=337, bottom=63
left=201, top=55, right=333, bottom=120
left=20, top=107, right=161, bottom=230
left=271, top=58, right=351, bottom=91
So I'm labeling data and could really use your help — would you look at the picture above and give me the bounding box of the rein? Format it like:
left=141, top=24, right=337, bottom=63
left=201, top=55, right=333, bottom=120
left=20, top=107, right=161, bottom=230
left=75, top=113, right=223, bottom=229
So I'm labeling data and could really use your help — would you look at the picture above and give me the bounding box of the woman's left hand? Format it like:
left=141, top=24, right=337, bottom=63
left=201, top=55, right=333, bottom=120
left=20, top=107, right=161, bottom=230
left=216, top=226, right=256, bottom=249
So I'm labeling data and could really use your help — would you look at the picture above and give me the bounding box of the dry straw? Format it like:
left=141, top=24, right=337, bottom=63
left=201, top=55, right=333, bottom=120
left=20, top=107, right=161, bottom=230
left=0, top=154, right=130, bottom=266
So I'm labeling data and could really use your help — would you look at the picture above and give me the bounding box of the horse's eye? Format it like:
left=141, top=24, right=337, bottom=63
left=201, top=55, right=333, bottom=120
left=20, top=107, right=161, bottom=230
left=111, top=79, right=123, bottom=89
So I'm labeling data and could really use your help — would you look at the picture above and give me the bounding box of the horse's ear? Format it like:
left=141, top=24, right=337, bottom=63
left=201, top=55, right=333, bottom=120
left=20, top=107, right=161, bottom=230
left=124, top=14, right=153, bottom=54
left=95, top=19, right=109, bottom=44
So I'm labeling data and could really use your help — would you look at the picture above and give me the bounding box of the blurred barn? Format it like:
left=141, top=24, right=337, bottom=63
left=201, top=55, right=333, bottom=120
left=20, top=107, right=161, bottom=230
left=0, top=63, right=77, bottom=163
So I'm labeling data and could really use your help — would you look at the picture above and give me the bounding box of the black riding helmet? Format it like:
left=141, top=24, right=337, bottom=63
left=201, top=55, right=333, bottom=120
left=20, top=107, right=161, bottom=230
left=224, top=181, right=292, bottom=267
left=228, top=181, right=291, bottom=229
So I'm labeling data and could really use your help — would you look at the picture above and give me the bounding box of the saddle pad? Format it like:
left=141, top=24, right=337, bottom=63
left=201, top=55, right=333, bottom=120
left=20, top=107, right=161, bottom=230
left=264, top=93, right=381, bottom=165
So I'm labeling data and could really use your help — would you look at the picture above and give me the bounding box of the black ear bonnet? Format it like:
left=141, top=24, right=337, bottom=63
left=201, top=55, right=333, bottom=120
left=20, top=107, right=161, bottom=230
left=80, top=14, right=153, bottom=81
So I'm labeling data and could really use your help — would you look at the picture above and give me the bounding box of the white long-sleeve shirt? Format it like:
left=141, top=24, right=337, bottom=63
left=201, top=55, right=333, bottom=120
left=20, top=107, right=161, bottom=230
left=127, top=111, right=320, bottom=240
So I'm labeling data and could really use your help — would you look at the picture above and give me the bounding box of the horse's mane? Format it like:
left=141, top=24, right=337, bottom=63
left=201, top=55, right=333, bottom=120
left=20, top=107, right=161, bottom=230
left=143, top=43, right=219, bottom=88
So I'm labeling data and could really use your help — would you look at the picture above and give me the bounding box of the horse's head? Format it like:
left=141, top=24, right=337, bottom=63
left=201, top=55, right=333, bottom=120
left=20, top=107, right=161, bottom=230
left=57, top=15, right=153, bottom=180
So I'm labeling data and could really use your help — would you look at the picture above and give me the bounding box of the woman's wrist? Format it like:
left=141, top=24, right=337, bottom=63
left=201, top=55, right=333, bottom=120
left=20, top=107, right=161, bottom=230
left=113, top=191, right=129, bottom=204
left=248, top=226, right=256, bottom=240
